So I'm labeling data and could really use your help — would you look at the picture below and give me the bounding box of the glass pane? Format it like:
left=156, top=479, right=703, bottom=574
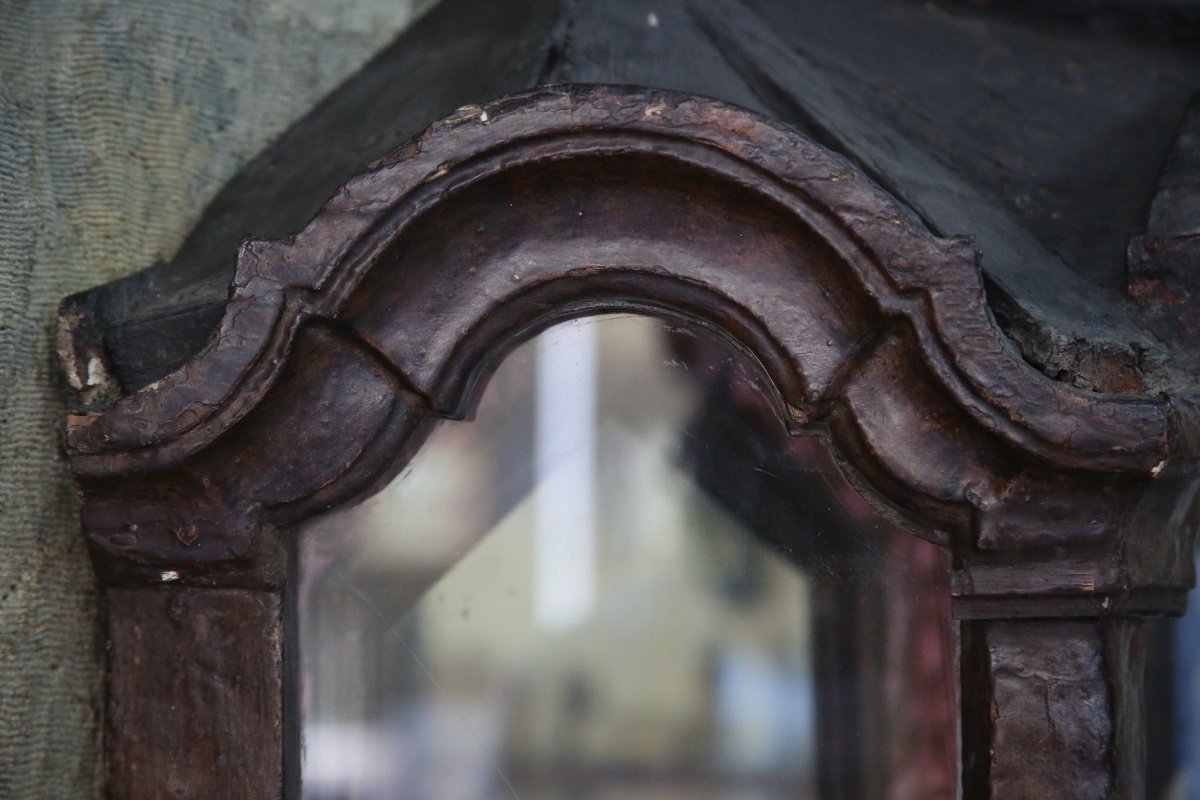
left=296, top=315, right=956, bottom=800
left=1155, top=570, right=1200, bottom=798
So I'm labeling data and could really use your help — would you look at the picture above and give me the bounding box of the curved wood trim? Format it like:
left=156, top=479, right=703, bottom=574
left=61, top=80, right=1200, bottom=800
left=62, top=86, right=1195, bottom=600
left=66, top=86, right=1169, bottom=472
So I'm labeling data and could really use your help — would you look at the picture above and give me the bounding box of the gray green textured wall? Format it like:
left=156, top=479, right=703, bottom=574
left=0, top=2, right=429, bottom=795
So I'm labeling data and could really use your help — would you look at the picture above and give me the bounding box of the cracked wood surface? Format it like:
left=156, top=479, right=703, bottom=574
left=962, top=620, right=1145, bottom=799
left=106, top=588, right=283, bottom=800
left=64, top=88, right=1195, bottom=607
left=55, top=5, right=1200, bottom=796
left=63, top=84, right=1200, bottom=800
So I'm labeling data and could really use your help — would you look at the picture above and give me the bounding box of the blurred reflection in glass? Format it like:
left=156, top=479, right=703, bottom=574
left=297, top=315, right=956, bottom=800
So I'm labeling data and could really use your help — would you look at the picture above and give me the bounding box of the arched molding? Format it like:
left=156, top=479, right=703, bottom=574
left=62, top=86, right=1191, bottom=605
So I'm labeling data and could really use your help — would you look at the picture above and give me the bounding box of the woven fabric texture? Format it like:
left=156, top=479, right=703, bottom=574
left=0, top=2, right=426, bottom=795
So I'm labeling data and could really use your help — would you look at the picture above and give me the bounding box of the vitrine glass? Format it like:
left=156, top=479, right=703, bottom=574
left=296, top=315, right=956, bottom=800
left=1157, top=568, right=1200, bottom=799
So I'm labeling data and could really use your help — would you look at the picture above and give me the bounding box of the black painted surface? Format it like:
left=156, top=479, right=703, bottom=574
left=76, top=0, right=566, bottom=391
left=71, top=0, right=1200, bottom=394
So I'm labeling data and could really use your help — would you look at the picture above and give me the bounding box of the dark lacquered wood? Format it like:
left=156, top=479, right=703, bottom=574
left=962, top=619, right=1147, bottom=800
left=60, top=86, right=1200, bottom=798
left=67, top=0, right=1200, bottom=400
left=64, top=87, right=1198, bottom=610
left=106, top=587, right=284, bottom=800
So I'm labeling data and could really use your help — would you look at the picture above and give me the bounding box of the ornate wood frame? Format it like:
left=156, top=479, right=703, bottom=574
left=60, top=85, right=1200, bottom=798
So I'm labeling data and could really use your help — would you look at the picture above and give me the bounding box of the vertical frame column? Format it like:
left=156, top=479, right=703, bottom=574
left=961, top=618, right=1146, bottom=800
left=106, top=587, right=285, bottom=800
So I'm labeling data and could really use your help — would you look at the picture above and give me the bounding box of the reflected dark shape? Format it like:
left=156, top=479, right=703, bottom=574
left=296, top=315, right=955, bottom=800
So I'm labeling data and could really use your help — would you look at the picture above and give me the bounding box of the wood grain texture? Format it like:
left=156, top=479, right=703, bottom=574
left=62, top=87, right=1199, bottom=610
left=559, top=0, right=1200, bottom=393
left=79, top=324, right=427, bottom=589
left=65, top=87, right=1173, bottom=474
left=58, top=85, right=1200, bottom=798
left=962, top=619, right=1145, bottom=800
left=106, top=587, right=284, bottom=800
left=74, top=0, right=1200, bottom=399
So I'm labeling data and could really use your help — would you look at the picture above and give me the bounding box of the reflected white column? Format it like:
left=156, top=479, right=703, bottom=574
left=534, top=320, right=597, bottom=631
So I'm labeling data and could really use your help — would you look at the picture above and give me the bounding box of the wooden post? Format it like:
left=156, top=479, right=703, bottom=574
left=105, top=587, right=285, bottom=800
left=961, top=618, right=1145, bottom=800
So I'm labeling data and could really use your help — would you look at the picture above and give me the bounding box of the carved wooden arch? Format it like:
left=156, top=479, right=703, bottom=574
left=64, top=85, right=1200, bottom=798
